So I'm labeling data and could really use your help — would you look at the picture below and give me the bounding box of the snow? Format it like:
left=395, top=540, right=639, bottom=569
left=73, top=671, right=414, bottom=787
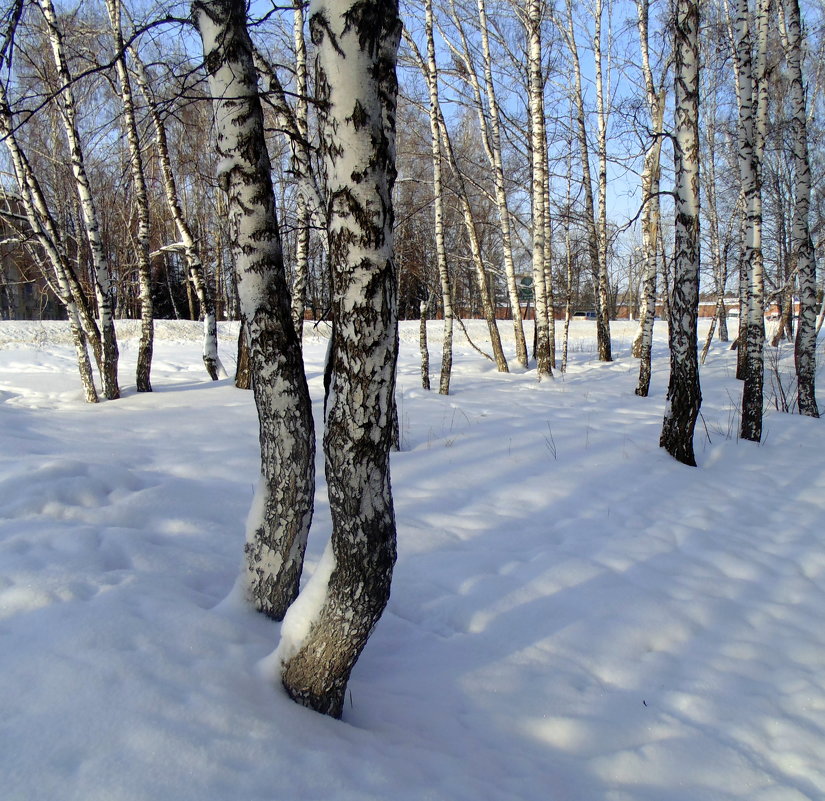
left=1, top=317, right=824, bottom=801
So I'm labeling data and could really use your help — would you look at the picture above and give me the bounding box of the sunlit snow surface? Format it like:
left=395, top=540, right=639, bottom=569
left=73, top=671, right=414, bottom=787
left=1, top=318, right=824, bottom=801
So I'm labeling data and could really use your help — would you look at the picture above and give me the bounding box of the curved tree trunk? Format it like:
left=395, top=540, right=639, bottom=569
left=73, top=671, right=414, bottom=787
left=195, top=0, right=315, bottom=620
left=280, top=0, right=400, bottom=718
left=37, top=0, right=119, bottom=399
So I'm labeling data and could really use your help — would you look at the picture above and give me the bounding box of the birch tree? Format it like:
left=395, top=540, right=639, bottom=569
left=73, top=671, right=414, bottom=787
left=280, top=0, right=401, bottom=718
left=592, top=0, right=612, bottom=362
left=442, top=0, right=528, bottom=368
left=735, top=0, right=769, bottom=442
left=526, top=0, right=553, bottom=376
left=194, top=0, right=315, bottom=620
left=421, top=0, right=454, bottom=393
left=660, top=0, right=701, bottom=466
left=291, top=0, right=310, bottom=342
left=105, top=0, right=153, bottom=392
left=131, top=52, right=223, bottom=381
left=0, top=58, right=97, bottom=402
left=784, top=0, right=819, bottom=417
left=633, top=0, right=666, bottom=397
left=558, top=0, right=610, bottom=363
left=35, top=0, right=119, bottom=399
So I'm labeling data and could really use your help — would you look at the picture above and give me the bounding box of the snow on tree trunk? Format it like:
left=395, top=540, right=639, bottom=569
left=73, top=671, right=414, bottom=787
left=194, top=0, right=315, bottom=620
left=735, top=0, right=768, bottom=442
left=785, top=0, right=819, bottom=417
left=106, top=0, right=153, bottom=392
left=660, top=0, right=701, bottom=467
left=37, top=0, right=119, bottom=400
left=131, top=53, right=222, bottom=381
left=280, top=0, right=401, bottom=718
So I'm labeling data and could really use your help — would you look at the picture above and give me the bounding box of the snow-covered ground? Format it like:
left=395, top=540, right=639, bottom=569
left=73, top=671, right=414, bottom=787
left=1, top=317, right=824, bottom=801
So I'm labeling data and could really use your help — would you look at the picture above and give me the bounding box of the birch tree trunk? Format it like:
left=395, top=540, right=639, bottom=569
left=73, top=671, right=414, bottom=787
left=735, top=0, right=769, bottom=442
left=106, top=0, right=153, bottom=392
left=700, top=87, right=729, bottom=361
left=660, top=0, right=701, bottom=466
left=634, top=0, right=664, bottom=397
left=131, top=54, right=222, bottom=381
left=421, top=0, right=454, bottom=394
left=0, top=6, right=98, bottom=404
left=436, top=107, right=508, bottom=373
left=280, top=0, right=401, bottom=718
left=36, top=0, right=119, bottom=399
left=403, top=29, right=506, bottom=375
left=0, top=89, right=98, bottom=403
left=527, top=0, right=552, bottom=377
left=562, top=0, right=608, bottom=362
left=194, top=0, right=315, bottom=620
left=447, top=0, right=528, bottom=367
left=291, top=0, right=310, bottom=341
left=593, top=0, right=612, bottom=362
left=785, top=0, right=819, bottom=417
left=419, top=298, right=431, bottom=390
